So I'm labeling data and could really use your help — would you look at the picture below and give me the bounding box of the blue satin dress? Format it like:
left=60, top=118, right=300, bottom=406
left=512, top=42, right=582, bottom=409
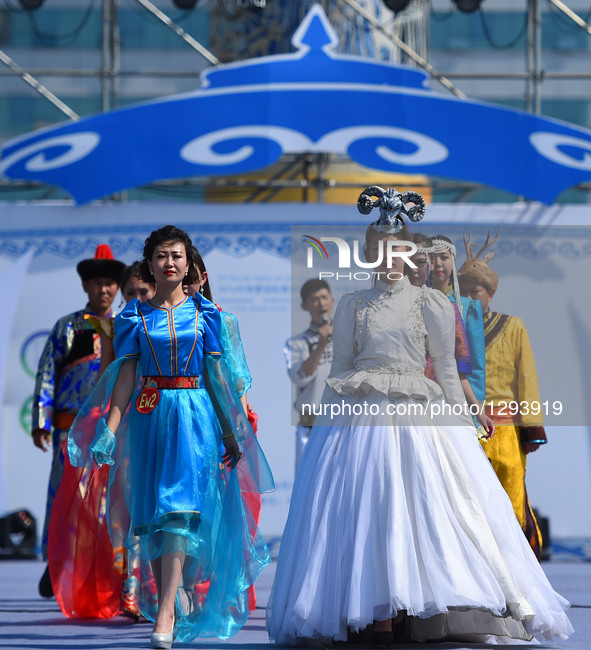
left=69, top=294, right=271, bottom=640
left=115, top=296, right=225, bottom=546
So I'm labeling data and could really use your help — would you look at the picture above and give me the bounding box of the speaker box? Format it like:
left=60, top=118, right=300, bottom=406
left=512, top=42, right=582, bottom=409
left=0, top=509, right=38, bottom=559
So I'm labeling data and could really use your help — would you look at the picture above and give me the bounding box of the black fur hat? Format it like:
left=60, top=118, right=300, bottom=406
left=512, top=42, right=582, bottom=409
left=76, top=244, right=125, bottom=282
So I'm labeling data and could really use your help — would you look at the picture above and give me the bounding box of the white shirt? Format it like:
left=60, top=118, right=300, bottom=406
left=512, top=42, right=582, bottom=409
left=284, top=321, right=333, bottom=422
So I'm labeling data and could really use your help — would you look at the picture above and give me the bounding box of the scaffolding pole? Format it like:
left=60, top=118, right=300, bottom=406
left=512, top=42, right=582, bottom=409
left=526, top=0, right=542, bottom=115
left=548, top=0, right=591, bottom=36
left=133, top=0, right=220, bottom=65
left=340, top=0, right=466, bottom=98
left=0, top=49, right=78, bottom=121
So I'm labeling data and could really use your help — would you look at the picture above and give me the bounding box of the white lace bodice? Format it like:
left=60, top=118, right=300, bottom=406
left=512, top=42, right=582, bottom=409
left=326, top=277, right=467, bottom=409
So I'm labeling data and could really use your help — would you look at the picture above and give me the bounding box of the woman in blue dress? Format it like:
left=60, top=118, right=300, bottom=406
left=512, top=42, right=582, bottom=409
left=68, top=225, right=271, bottom=649
left=429, top=234, right=486, bottom=403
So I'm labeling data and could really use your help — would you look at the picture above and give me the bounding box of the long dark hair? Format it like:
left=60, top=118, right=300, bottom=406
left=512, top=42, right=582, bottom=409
left=139, top=225, right=200, bottom=285
left=192, top=248, right=213, bottom=302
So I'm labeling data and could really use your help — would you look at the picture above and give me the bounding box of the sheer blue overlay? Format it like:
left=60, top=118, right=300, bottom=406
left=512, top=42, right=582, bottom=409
left=68, top=295, right=273, bottom=640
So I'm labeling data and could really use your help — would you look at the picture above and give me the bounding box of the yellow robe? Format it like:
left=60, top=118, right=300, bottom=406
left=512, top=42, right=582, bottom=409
left=481, top=311, right=547, bottom=559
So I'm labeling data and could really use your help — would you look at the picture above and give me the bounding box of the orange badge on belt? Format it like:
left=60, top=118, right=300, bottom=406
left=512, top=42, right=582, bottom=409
left=136, top=387, right=160, bottom=414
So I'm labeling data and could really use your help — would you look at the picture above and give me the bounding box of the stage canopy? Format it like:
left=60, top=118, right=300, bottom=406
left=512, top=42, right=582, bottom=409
left=2, top=4, right=591, bottom=205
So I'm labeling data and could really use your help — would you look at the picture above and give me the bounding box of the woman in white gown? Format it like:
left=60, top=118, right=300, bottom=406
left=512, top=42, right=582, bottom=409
left=266, top=190, right=572, bottom=646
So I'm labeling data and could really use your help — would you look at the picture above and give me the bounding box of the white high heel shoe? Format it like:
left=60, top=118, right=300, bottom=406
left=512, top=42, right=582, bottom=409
left=150, top=614, right=176, bottom=649
left=150, top=630, right=173, bottom=649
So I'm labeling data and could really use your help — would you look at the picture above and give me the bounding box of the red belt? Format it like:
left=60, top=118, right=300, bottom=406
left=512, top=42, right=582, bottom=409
left=54, top=411, right=77, bottom=430
left=143, top=376, right=201, bottom=389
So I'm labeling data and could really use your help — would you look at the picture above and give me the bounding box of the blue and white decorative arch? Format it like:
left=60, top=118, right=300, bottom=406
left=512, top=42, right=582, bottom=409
left=2, top=4, right=591, bottom=204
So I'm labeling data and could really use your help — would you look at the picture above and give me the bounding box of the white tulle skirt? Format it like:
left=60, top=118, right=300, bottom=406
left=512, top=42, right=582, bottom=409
left=266, top=391, right=573, bottom=645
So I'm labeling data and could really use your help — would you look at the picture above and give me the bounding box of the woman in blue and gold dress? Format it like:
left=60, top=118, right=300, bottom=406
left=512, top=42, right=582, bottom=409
left=68, top=226, right=272, bottom=649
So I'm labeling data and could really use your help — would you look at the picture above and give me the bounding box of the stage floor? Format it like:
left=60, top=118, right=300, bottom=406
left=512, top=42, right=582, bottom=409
left=0, top=559, right=587, bottom=649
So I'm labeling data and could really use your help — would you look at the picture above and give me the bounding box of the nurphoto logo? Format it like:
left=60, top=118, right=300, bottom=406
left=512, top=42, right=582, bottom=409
left=303, top=235, right=417, bottom=282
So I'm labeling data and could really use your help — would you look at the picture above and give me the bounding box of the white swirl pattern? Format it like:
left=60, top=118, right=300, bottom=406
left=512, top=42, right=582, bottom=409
left=321, top=126, right=449, bottom=165
left=180, top=127, right=311, bottom=166
left=0, top=133, right=101, bottom=176
left=530, top=132, right=591, bottom=171
left=180, top=125, right=449, bottom=167
left=3, top=127, right=590, bottom=180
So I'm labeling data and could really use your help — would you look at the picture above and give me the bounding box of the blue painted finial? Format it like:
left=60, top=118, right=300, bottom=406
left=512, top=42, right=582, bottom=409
left=292, top=3, right=338, bottom=53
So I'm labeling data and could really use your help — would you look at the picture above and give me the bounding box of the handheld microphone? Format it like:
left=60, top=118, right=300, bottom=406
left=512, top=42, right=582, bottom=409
left=320, top=313, right=332, bottom=342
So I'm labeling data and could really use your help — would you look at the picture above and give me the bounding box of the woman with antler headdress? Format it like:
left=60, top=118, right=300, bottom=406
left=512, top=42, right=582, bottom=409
left=458, top=231, right=547, bottom=560
left=267, top=188, right=572, bottom=647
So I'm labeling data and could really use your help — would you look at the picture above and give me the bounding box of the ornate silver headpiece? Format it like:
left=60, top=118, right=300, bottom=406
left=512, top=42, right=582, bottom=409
left=431, top=237, right=457, bottom=257
left=429, top=236, right=462, bottom=315
left=357, top=186, right=426, bottom=233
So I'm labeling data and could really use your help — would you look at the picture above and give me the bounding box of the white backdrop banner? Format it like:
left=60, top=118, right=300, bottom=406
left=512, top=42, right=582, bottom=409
left=0, top=249, right=34, bottom=513
left=0, top=201, right=589, bottom=550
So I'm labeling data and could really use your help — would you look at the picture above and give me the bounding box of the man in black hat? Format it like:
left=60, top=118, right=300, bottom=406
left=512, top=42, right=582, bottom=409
left=32, top=244, right=125, bottom=597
